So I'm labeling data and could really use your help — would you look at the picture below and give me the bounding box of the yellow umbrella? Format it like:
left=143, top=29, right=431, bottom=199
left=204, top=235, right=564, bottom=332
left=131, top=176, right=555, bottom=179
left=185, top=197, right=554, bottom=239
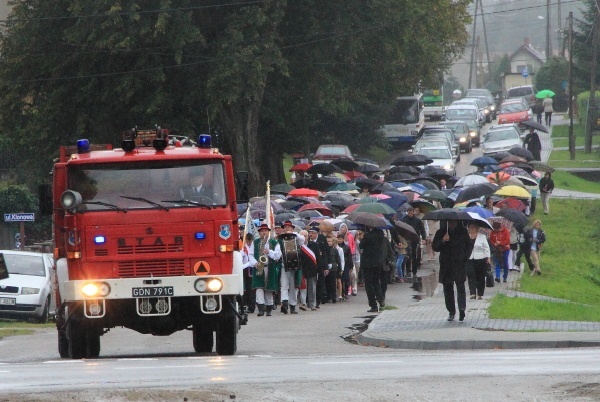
left=495, top=185, right=531, bottom=199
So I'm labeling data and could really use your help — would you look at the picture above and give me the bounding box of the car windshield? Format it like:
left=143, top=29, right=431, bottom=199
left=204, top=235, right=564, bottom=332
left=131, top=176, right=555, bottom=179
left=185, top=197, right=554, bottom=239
left=466, top=89, right=490, bottom=97
left=507, top=88, right=533, bottom=97
left=2, top=254, right=45, bottom=277
left=387, top=98, right=420, bottom=124
left=68, top=161, right=228, bottom=210
left=418, top=148, right=452, bottom=159
left=442, top=123, right=466, bottom=133
left=446, top=109, right=478, bottom=120
left=485, top=129, right=520, bottom=142
left=500, top=103, right=527, bottom=113
left=315, top=146, right=350, bottom=156
left=415, top=141, right=447, bottom=152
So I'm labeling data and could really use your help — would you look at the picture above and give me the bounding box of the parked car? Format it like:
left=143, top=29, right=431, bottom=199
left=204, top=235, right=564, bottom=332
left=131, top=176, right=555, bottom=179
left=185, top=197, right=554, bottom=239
left=439, top=120, right=473, bottom=153
left=417, top=146, right=456, bottom=176
left=466, top=90, right=497, bottom=120
left=506, top=85, right=538, bottom=109
left=482, top=124, right=524, bottom=156
left=498, top=99, right=532, bottom=131
left=417, top=126, right=460, bottom=161
left=445, top=104, right=482, bottom=128
left=312, top=144, right=354, bottom=164
left=0, top=250, right=55, bottom=323
left=451, top=99, right=487, bottom=125
left=412, top=138, right=453, bottom=156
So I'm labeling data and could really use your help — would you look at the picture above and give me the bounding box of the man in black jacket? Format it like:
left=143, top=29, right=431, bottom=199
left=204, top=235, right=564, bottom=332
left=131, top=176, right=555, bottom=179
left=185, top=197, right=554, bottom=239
left=307, top=223, right=330, bottom=308
left=360, top=226, right=385, bottom=312
left=402, top=206, right=427, bottom=279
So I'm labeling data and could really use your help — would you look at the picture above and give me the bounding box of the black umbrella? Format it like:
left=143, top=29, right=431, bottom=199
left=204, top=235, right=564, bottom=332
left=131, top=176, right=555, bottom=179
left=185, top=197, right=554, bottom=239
left=280, top=200, right=303, bottom=210
left=412, top=178, right=440, bottom=190
left=529, top=160, right=555, bottom=173
left=320, top=192, right=355, bottom=203
left=299, top=210, right=324, bottom=219
left=371, top=182, right=400, bottom=194
left=385, top=172, right=415, bottom=182
left=358, top=164, right=381, bottom=174
left=418, top=166, right=451, bottom=181
left=306, top=163, right=343, bottom=175
left=495, top=208, right=529, bottom=232
left=271, top=183, right=295, bottom=194
left=521, top=119, right=549, bottom=133
left=354, top=177, right=381, bottom=189
left=290, top=178, right=312, bottom=188
left=307, top=176, right=344, bottom=192
left=390, top=154, right=434, bottom=166
left=422, top=208, right=471, bottom=221
left=392, top=219, right=420, bottom=242
left=330, top=158, right=360, bottom=171
left=490, top=151, right=512, bottom=162
left=508, top=147, right=534, bottom=161
left=471, top=156, right=498, bottom=167
left=453, top=183, right=498, bottom=203
left=275, top=212, right=299, bottom=223
left=347, top=211, right=388, bottom=228
left=421, top=189, right=448, bottom=202
left=389, top=165, right=420, bottom=175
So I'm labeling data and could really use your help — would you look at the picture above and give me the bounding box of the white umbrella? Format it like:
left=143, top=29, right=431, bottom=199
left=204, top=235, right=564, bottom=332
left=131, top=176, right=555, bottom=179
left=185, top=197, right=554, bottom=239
left=455, top=174, right=489, bottom=187
left=466, top=212, right=493, bottom=229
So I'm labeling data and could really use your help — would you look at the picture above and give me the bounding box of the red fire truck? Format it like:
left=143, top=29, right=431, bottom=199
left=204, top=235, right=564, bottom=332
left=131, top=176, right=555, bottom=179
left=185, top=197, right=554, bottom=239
left=39, top=128, right=247, bottom=359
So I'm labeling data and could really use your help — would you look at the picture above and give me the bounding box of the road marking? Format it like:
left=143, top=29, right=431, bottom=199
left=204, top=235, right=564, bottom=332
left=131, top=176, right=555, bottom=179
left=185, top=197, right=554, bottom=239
left=310, top=360, right=404, bottom=365
left=118, top=358, right=159, bottom=361
left=43, top=360, right=85, bottom=364
left=115, top=364, right=208, bottom=370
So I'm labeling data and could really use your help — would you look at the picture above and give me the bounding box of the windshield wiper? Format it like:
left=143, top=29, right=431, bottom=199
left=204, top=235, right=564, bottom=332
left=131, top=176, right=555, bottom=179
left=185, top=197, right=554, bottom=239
left=81, top=201, right=127, bottom=213
left=121, top=196, right=169, bottom=211
left=161, top=199, right=213, bottom=209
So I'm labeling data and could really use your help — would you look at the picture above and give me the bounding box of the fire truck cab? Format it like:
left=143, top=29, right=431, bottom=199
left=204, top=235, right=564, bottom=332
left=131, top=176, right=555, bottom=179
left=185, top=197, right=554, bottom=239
left=40, top=128, right=247, bottom=359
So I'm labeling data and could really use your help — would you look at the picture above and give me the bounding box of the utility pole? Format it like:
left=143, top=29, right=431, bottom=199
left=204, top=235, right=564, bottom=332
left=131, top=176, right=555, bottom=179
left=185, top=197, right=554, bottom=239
left=546, top=0, right=552, bottom=60
left=569, top=12, right=575, bottom=160
left=468, top=0, right=479, bottom=89
left=586, top=3, right=599, bottom=153
left=479, top=0, right=491, bottom=84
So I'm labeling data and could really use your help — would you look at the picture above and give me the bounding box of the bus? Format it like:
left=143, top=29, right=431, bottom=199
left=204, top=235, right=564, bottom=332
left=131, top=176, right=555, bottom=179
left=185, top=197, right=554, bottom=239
left=381, top=94, right=425, bottom=147
left=423, top=88, right=444, bottom=120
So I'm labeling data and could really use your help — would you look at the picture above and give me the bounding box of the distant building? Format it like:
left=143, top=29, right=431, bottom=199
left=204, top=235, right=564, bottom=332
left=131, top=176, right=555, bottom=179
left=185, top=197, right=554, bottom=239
left=501, top=38, right=545, bottom=96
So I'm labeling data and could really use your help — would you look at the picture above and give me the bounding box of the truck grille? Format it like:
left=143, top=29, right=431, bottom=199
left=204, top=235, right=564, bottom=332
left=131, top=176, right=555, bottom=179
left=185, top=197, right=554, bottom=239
left=118, top=243, right=185, bottom=255
left=118, top=259, right=185, bottom=277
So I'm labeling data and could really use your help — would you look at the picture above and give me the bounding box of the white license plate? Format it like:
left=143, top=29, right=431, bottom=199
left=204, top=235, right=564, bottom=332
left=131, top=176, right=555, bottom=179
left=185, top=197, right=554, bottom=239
left=0, top=297, right=16, bottom=305
left=131, top=286, right=174, bottom=297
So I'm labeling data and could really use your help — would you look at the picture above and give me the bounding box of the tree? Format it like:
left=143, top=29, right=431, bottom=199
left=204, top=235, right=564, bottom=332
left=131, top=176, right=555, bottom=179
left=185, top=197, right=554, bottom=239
left=535, top=57, right=569, bottom=111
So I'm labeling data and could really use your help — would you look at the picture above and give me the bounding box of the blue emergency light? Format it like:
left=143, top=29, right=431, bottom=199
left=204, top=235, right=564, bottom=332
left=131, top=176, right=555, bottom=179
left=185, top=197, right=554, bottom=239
left=94, top=235, right=106, bottom=245
left=195, top=232, right=206, bottom=240
left=198, top=134, right=212, bottom=149
left=77, top=139, right=90, bottom=154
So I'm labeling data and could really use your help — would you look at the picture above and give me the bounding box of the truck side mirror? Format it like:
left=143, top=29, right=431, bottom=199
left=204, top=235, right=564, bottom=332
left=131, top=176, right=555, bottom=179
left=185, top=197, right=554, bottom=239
left=38, top=184, right=53, bottom=215
left=235, top=171, right=249, bottom=203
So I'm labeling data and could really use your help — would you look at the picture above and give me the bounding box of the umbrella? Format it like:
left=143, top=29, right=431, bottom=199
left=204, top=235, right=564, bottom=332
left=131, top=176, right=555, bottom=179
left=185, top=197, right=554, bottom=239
left=495, top=197, right=526, bottom=212
left=358, top=196, right=380, bottom=204
left=288, top=188, right=320, bottom=197
left=466, top=212, right=494, bottom=229
left=521, top=119, right=549, bottom=133
left=389, top=165, right=419, bottom=175
left=422, top=208, right=471, bottom=221
left=321, top=192, right=355, bottom=203
left=354, top=177, right=381, bottom=189
left=487, top=171, right=512, bottom=184
left=327, top=182, right=360, bottom=192
left=275, top=213, right=299, bottom=223
left=503, top=177, right=528, bottom=188
left=408, top=183, right=428, bottom=194
left=298, top=210, right=324, bottom=219
left=390, top=154, right=434, bottom=166
left=290, top=220, right=306, bottom=229
left=289, top=163, right=312, bottom=172
left=347, top=211, right=387, bottom=228
left=495, top=208, right=529, bottom=232
left=250, top=209, right=266, bottom=219
left=471, top=156, right=498, bottom=167
left=454, top=182, right=497, bottom=203
left=287, top=196, right=319, bottom=204
left=418, top=168, right=452, bottom=181
left=529, top=161, right=555, bottom=173
left=410, top=200, right=437, bottom=213
left=495, top=185, right=531, bottom=199
left=421, top=189, right=448, bottom=202
left=271, top=183, right=295, bottom=194
left=308, top=176, right=344, bottom=192
left=392, top=219, right=419, bottom=242
left=500, top=155, right=527, bottom=164
left=536, top=89, right=556, bottom=98
left=298, top=203, right=333, bottom=216
left=290, top=178, right=312, bottom=189
left=345, top=170, right=367, bottom=179
left=488, top=216, right=513, bottom=231
left=463, top=206, right=495, bottom=219
left=508, top=147, right=534, bottom=161
left=341, top=203, right=361, bottom=214
left=354, top=202, right=396, bottom=215
left=513, top=175, right=538, bottom=187
left=331, top=158, right=360, bottom=171
left=371, top=182, right=399, bottom=194
left=358, top=164, right=381, bottom=174
left=378, top=191, right=409, bottom=210
left=385, top=172, right=416, bottom=182
left=490, top=151, right=513, bottom=162
left=306, top=163, right=343, bottom=175
left=454, top=174, right=489, bottom=187
left=501, top=167, right=531, bottom=177
left=280, top=200, right=303, bottom=210
left=250, top=198, right=285, bottom=213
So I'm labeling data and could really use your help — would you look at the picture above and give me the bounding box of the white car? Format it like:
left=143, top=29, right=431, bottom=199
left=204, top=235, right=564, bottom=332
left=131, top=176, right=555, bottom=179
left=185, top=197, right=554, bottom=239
left=417, top=146, right=456, bottom=176
left=482, top=124, right=524, bottom=156
left=0, top=250, right=55, bottom=323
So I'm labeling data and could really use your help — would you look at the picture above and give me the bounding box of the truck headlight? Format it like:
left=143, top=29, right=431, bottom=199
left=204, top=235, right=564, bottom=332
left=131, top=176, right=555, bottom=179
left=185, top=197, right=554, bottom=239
left=81, top=282, right=111, bottom=297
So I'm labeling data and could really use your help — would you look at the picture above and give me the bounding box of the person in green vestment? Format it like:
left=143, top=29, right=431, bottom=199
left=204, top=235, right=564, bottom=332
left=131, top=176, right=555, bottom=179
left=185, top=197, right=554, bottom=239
left=252, top=223, right=282, bottom=316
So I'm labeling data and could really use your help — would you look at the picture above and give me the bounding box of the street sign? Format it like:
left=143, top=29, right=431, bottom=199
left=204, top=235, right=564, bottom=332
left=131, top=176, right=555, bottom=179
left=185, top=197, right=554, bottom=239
left=521, top=66, right=529, bottom=78
left=4, top=213, right=35, bottom=222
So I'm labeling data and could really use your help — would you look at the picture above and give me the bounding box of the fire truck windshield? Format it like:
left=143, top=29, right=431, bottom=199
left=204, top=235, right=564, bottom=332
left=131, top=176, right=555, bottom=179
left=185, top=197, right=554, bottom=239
left=68, top=162, right=227, bottom=210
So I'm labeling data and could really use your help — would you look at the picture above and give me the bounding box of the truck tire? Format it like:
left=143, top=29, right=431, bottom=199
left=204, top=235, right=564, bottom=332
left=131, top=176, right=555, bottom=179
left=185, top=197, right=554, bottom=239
left=67, top=319, right=86, bottom=359
left=215, top=309, right=238, bottom=356
left=58, top=330, right=69, bottom=358
left=193, top=325, right=214, bottom=353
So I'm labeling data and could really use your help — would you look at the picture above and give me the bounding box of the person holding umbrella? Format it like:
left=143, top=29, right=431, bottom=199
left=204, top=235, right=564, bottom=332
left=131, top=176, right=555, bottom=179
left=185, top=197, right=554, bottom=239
left=523, top=127, right=542, bottom=161
left=543, top=94, right=554, bottom=126
left=490, top=222, right=511, bottom=283
left=432, top=219, right=474, bottom=322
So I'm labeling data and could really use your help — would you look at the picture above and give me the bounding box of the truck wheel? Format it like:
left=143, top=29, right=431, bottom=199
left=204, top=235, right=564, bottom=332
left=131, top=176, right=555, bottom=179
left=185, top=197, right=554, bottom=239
left=37, top=297, right=50, bottom=324
left=58, top=330, right=69, bottom=358
left=67, top=319, right=86, bottom=359
left=193, top=325, right=214, bottom=353
left=215, top=314, right=238, bottom=356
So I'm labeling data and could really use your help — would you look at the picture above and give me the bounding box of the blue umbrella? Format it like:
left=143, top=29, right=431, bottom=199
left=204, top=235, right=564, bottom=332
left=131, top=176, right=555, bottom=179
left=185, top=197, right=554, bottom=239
left=463, top=206, right=494, bottom=219
left=471, top=156, right=498, bottom=167
left=378, top=191, right=409, bottom=210
left=408, top=183, right=428, bottom=194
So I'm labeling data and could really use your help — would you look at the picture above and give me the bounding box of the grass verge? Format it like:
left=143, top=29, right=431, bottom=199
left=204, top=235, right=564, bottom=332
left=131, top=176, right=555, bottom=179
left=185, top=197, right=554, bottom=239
left=551, top=170, right=600, bottom=193
left=380, top=305, right=398, bottom=311
left=547, top=149, right=600, bottom=169
left=488, top=199, right=600, bottom=321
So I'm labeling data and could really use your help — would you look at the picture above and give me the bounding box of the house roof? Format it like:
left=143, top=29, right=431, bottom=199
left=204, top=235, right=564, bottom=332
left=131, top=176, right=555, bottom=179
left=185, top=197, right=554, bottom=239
left=509, top=38, right=545, bottom=64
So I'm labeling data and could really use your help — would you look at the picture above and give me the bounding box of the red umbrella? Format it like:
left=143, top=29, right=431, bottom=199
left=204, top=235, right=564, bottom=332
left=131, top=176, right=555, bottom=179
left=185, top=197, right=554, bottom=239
left=341, top=203, right=361, bottom=214
left=298, top=203, right=333, bottom=216
left=495, top=197, right=526, bottom=212
left=290, top=163, right=313, bottom=172
left=487, top=171, right=511, bottom=184
left=288, top=188, right=320, bottom=197
left=345, top=170, right=367, bottom=179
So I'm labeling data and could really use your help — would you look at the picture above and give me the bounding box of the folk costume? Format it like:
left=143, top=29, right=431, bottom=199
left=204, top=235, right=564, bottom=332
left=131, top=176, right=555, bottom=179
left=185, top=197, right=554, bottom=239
left=251, top=224, right=282, bottom=316
left=278, top=221, right=304, bottom=314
